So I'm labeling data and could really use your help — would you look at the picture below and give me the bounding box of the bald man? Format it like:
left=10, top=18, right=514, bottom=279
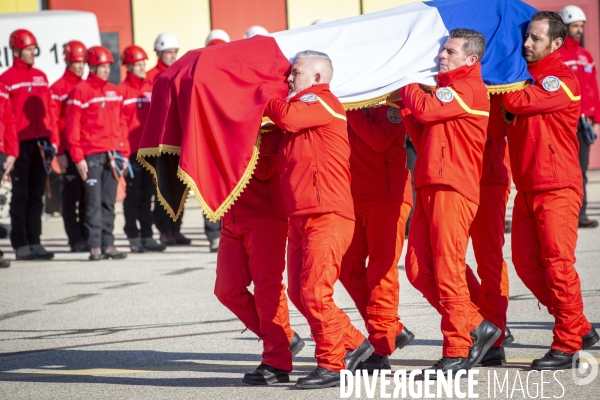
left=265, top=51, right=373, bottom=389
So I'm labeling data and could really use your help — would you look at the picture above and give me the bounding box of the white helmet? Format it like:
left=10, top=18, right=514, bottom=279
left=205, top=29, right=231, bottom=46
left=560, top=5, right=586, bottom=24
left=154, top=32, right=180, bottom=51
left=244, top=26, right=268, bottom=39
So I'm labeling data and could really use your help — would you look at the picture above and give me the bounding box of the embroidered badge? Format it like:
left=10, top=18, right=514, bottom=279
left=584, top=65, right=593, bottom=74
left=387, top=107, right=402, bottom=124
left=300, top=94, right=318, bottom=102
left=436, top=87, right=454, bottom=103
left=542, top=76, right=560, bottom=92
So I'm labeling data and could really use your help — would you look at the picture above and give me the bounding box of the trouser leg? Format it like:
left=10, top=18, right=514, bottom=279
left=84, top=154, right=104, bottom=249
left=62, top=152, right=87, bottom=244
left=577, top=129, right=590, bottom=222
left=204, top=215, right=221, bottom=242
left=123, top=153, right=142, bottom=239
left=100, top=163, right=117, bottom=248
left=10, top=140, right=34, bottom=249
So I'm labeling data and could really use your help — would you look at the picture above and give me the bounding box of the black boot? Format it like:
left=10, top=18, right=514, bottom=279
left=531, top=350, right=578, bottom=371
left=582, top=327, right=599, bottom=350
left=344, top=339, right=375, bottom=372
left=289, top=332, right=305, bottom=357
left=395, top=326, right=415, bottom=350
left=469, top=319, right=502, bottom=366
left=296, top=367, right=340, bottom=389
left=503, top=326, right=514, bottom=346
left=357, top=353, right=391, bottom=374
left=422, top=357, right=470, bottom=380
left=242, top=363, right=289, bottom=385
left=474, top=346, right=506, bottom=367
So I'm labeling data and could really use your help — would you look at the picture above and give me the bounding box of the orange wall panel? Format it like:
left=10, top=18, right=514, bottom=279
left=210, top=0, right=287, bottom=41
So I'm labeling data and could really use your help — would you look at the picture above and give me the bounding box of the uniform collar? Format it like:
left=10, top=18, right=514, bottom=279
left=563, top=36, right=580, bottom=50
left=526, top=51, right=563, bottom=78
left=125, top=71, right=145, bottom=89
left=86, top=72, right=108, bottom=88
left=436, top=63, right=481, bottom=87
left=290, top=83, right=330, bottom=102
left=13, top=57, right=33, bottom=71
left=156, top=59, right=168, bottom=72
left=63, top=67, right=83, bottom=83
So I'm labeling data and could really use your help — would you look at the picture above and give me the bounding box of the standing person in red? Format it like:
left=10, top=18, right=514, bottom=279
left=338, top=104, right=414, bottom=372
left=214, top=129, right=304, bottom=386
left=558, top=5, right=600, bottom=229
left=400, top=29, right=501, bottom=377
left=66, top=46, right=128, bottom=261
left=0, top=83, right=19, bottom=268
left=118, top=45, right=166, bottom=254
left=464, top=94, right=512, bottom=367
left=264, top=50, right=373, bottom=389
left=146, top=33, right=194, bottom=248
left=51, top=40, right=88, bottom=253
left=503, top=11, right=598, bottom=370
left=0, top=29, right=58, bottom=261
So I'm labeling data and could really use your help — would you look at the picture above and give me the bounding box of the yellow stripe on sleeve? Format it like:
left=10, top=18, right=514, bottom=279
left=559, top=81, right=581, bottom=101
left=316, top=96, right=347, bottom=121
left=447, top=88, right=490, bottom=117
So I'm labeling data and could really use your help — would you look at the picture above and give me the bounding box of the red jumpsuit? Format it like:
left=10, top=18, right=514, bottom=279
left=265, top=83, right=366, bottom=371
left=145, top=60, right=168, bottom=86
left=50, top=67, right=82, bottom=155
left=339, top=105, right=413, bottom=357
left=465, top=94, right=511, bottom=346
left=214, top=130, right=294, bottom=371
left=400, top=63, right=489, bottom=358
left=503, top=51, right=592, bottom=353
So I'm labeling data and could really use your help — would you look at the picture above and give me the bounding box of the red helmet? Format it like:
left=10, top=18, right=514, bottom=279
left=86, top=46, right=114, bottom=65
left=121, top=45, right=148, bottom=65
left=63, top=40, right=87, bottom=62
left=9, top=29, right=37, bottom=49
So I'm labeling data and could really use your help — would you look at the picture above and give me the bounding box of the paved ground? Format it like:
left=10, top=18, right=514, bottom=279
left=1, top=172, right=599, bottom=399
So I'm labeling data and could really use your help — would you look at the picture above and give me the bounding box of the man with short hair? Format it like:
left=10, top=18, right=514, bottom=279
left=339, top=104, right=415, bottom=372
left=0, top=29, right=58, bottom=260
left=503, top=11, right=598, bottom=370
left=558, top=5, right=600, bottom=229
left=51, top=40, right=88, bottom=253
left=118, top=45, right=166, bottom=253
left=265, top=50, right=373, bottom=389
left=400, top=28, right=500, bottom=377
left=66, top=46, right=128, bottom=261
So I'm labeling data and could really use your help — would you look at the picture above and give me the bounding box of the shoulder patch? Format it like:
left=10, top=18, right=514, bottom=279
left=542, top=76, right=560, bottom=92
left=386, top=107, right=402, bottom=124
left=300, top=93, right=318, bottom=103
left=436, top=87, right=454, bottom=103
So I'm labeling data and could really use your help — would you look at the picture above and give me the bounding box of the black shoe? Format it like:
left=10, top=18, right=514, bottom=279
left=395, top=326, right=415, bottom=350
left=531, top=349, right=578, bottom=371
left=357, top=353, right=391, bottom=374
left=70, top=241, right=90, bottom=253
left=503, top=326, right=515, bottom=346
left=422, top=357, right=470, bottom=380
left=295, top=367, right=340, bottom=389
left=289, top=332, right=305, bottom=357
left=582, top=327, right=599, bottom=350
left=89, top=253, right=108, bottom=261
left=469, top=319, right=502, bottom=367
left=474, top=346, right=506, bottom=367
left=579, top=218, right=599, bottom=228
left=160, top=232, right=176, bottom=246
left=173, top=231, right=192, bottom=245
left=103, top=246, right=127, bottom=260
left=344, top=339, right=375, bottom=372
left=0, top=258, right=10, bottom=268
left=30, top=244, right=54, bottom=260
left=242, top=363, right=289, bottom=385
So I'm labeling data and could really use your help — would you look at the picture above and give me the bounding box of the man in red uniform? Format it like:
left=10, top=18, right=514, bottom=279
left=503, top=11, right=598, bottom=370
left=338, top=104, right=414, bottom=372
left=0, top=83, right=19, bottom=268
left=145, top=33, right=196, bottom=248
left=264, top=50, right=373, bottom=389
left=0, top=29, right=58, bottom=260
left=118, top=45, right=165, bottom=253
left=66, top=46, right=128, bottom=261
left=51, top=40, right=88, bottom=253
left=559, top=5, right=600, bottom=229
left=464, top=94, right=512, bottom=367
left=400, top=28, right=501, bottom=377
left=214, top=129, right=304, bottom=385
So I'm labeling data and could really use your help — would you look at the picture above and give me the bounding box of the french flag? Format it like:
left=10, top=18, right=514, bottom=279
left=139, top=0, right=537, bottom=221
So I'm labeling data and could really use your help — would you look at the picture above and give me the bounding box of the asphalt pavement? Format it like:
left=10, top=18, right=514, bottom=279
left=1, top=172, right=599, bottom=399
